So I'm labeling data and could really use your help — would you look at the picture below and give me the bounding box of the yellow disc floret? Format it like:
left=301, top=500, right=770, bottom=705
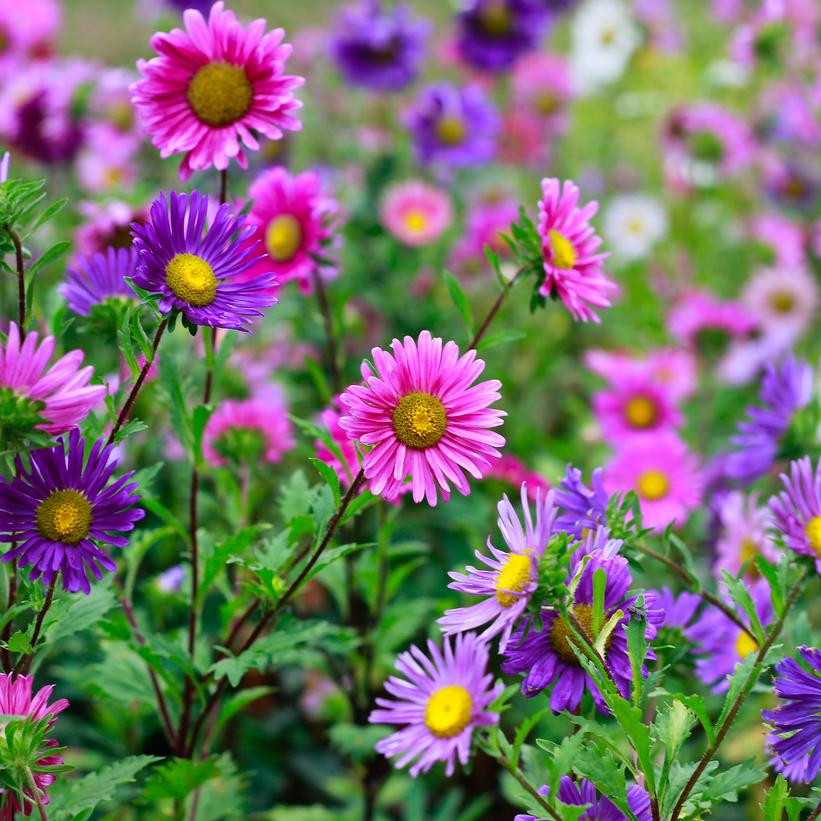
left=735, top=630, right=757, bottom=660
left=36, top=489, right=93, bottom=545
left=479, top=2, right=512, bottom=36
left=165, top=253, right=218, bottom=307
left=424, top=685, right=473, bottom=738
left=548, top=229, right=577, bottom=270
left=392, top=392, right=447, bottom=449
left=266, top=214, right=303, bottom=262
left=496, top=553, right=532, bottom=608
left=436, top=115, right=466, bottom=146
left=624, top=396, right=658, bottom=429
left=187, top=62, right=253, bottom=127
left=549, top=604, right=613, bottom=665
left=805, top=516, right=821, bottom=556
left=403, top=210, right=428, bottom=234
left=637, top=470, right=669, bottom=501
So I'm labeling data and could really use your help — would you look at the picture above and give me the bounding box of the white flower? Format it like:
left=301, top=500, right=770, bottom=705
left=741, top=266, right=818, bottom=338
left=603, top=194, right=667, bottom=260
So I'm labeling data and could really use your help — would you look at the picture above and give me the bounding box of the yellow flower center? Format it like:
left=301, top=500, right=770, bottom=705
left=805, top=516, right=821, bottom=556
left=740, top=537, right=758, bottom=568
left=626, top=217, right=645, bottom=235
left=265, top=214, right=303, bottom=262
left=624, top=396, right=658, bottom=429
left=187, top=62, right=253, bottom=128
left=392, top=392, right=447, bottom=449
left=436, top=115, right=466, bottom=146
left=549, top=604, right=613, bottom=665
left=424, top=685, right=473, bottom=738
left=548, top=229, right=577, bottom=270
left=496, top=553, right=532, bottom=608
left=535, top=91, right=559, bottom=115
left=165, top=253, right=218, bottom=307
left=637, top=470, right=669, bottom=501
left=479, top=2, right=512, bottom=36
left=403, top=210, right=428, bottom=234
left=735, top=630, right=757, bottom=660
left=769, top=290, right=795, bottom=314
left=600, top=28, right=616, bottom=46
left=36, top=489, right=93, bottom=545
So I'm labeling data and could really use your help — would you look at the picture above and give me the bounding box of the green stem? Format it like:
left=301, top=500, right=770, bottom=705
left=467, top=266, right=525, bottom=351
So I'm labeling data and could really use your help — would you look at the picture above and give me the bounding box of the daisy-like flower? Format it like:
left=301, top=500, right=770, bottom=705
left=604, top=434, right=702, bottom=532
left=60, top=248, right=138, bottom=316
left=131, top=190, right=276, bottom=332
left=741, top=266, right=818, bottom=343
left=338, top=330, right=506, bottom=506
left=329, top=0, right=430, bottom=92
left=487, top=455, right=550, bottom=500
left=379, top=180, right=452, bottom=247
left=368, top=632, right=501, bottom=776
left=714, top=491, right=779, bottom=579
left=646, top=587, right=700, bottom=630
left=242, top=167, right=339, bottom=294
left=0, top=429, right=144, bottom=593
left=74, top=200, right=147, bottom=257
left=516, top=777, right=652, bottom=821
left=439, top=484, right=557, bottom=650
left=667, top=289, right=756, bottom=349
left=203, top=392, right=294, bottom=467
left=554, top=464, right=609, bottom=538
left=406, top=83, right=500, bottom=169
left=537, top=178, right=614, bottom=323
left=0, top=673, right=68, bottom=819
left=603, top=194, right=668, bottom=261
left=586, top=347, right=697, bottom=402
left=762, top=646, right=821, bottom=784
left=771, top=456, right=821, bottom=573
left=502, top=531, right=660, bottom=712
left=512, top=53, right=573, bottom=135
left=131, top=2, right=303, bottom=180
left=0, top=322, right=105, bottom=435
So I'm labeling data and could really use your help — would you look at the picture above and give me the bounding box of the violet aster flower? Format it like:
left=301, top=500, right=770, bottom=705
left=439, top=484, right=558, bottom=650
left=714, top=490, right=779, bottom=579
left=0, top=673, right=68, bottom=819
left=771, top=456, right=821, bottom=573
left=0, top=429, right=144, bottom=593
left=131, top=191, right=277, bottom=332
left=0, top=151, right=10, bottom=183
left=369, top=632, right=502, bottom=776
left=59, top=248, right=138, bottom=316
left=455, top=0, right=549, bottom=73
left=338, top=330, right=506, bottom=506
left=406, top=83, right=500, bottom=169
left=0, top=322, right=105, bottom=435
left=762, top=646, right=821, bottom=784
left=502, top=530, right=660, bottom=712
left=516, top=776, right=652, bottom=821
left=329, top=0, right=429, bottom=91
left=538, top=178, right=614, bottom=323
left=131, top=2, right=303, bottom=180
left=554, top=464, right=609, bottom=538
left=646, top=587, right=700, bottom=630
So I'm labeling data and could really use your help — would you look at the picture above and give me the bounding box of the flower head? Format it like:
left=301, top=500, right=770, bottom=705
left=603, top=194, right=668, bottom=261
left=538, top=178, right=614, bottom=323
left=771, top=456, right=821, bottom=573
left=132, top=191, right=277, bottom=331
left=60, top=247, right=138, bottom=316
left=554, top=464, right=609, bottom=538
left=339, top=331, right=506, bottom=506
left=131, top=1, right=303, bottom=179
left=369, top=632, right=501, bottom=776
left=714, top=491, right=779, bottom=579
left=512, top=53, right=573, bottom=134
left=380, top=180, right=452, bottom=247
left=668, top=289, right=756, bottom=349
left=0, top=429, right=144, bottom=593
left=516, top=776, right=652, bottom=821
left=741, top=266, right=818, bottom=343
left=646, top=587, right=700, bottom=630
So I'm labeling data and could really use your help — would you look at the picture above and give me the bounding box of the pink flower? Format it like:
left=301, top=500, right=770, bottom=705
left=497, top=107, right=550, bottom=168
left=0, top=0, right=60, bottom=71
left=750, top=212, right=807, bottom=269
left=537, top=178, right=614, bottom=323
left=487, top=454, right=550, bottom=501
left=511, top=52, right=573, bottom=135
left=380, top=180, right=452, bottom=248
left=243, top=166, right=339, bottom=294
left=585, top=348, right=697, bottom=401
left=339, top=331, right=506, bottom=506
left=131, top=2, right=304, bottom=180
left=0, top=322, right=105, bottom=434
left=76, top=124, right=139, bottom=195
left=604, top=434, right=703, bottom=532
left=741, top=266, right=818, bottom=342
left=714, top=491, right=780, bottom=580
left=668, top=289, right=757, bottom=347
left=73, top=199, right=148, bottom=258
left=449, top=196, right=518, bottom=276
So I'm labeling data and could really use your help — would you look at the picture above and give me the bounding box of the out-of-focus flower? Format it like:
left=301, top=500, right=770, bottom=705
left=511, top=53, right=573, bottom=135
left=486, top=454, right=550, bottom=500
left=771, top=456, right=821, bottom=574
left=741, top=266, right=817, bottom=343
left=646, top=587, right=700, bottom=630
left=714, top=491, right=779, bottom=579
left=76, top=125, right=138, bottom=195
left=379, top=180, right=452, bottom=247
left=74, top=200, right=148, bottom=257
left=369, top=632, right=501, bottom=776
left=450, top=196, right=518, bottom=275
left=750, top=212, right=807, bottom=269
left=516, top=777, right=652, bottom=821
left=131, top=2, right=303, bottom=179
left=0, top=429, right=144, bottom=594
left=585, top=348, right=697, bottom=401
left=0, top=0, right=60, bottom=69
left=89, top=67, right=139, bottom=134
left=60, top=247, right=138, bottom=316
left=339, top=331, right=506, bottom=506
left=497, top=107, right=550, bottom=168
left=156, top=564, right=185, bottom=593
left=603, top=194, right=667, bottom=261
left=668, top=289, right=756, bottom=349
left=634, top=0, right=683, bottom=53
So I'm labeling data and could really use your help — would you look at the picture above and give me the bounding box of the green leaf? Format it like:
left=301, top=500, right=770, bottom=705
left=443, top=270, right=473, bottom=334
left=141, top=757, right=220, bottom=802
left=26, top=239, right=71, bottom=278
left=45, top=581, right=116, bottom=644
left=328, top=723, right=388, bottom=762
left=476, top=329, right=526, bottom=351
left=309, top=456, right=341, bottom=505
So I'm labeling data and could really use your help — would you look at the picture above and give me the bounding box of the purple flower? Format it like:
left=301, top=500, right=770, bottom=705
left=646, top=587, right=700, bottom=630
left=455, top=0, right=549, bottom=72
left=60, top=247, right=138, bottom=316
left=405, top=83, right=500, bottom=169
left=554, top=464, right=609, bottom=537
left=329, top=0, right=430, bottom=91
left=516, top=776, right=652, bottom=821
left=762, top=647, right=821, bottom=784
left=0, top=429, right=144, bottom=593
left=131, top=191, right=277, bottom=332
left=771, top=456, right=821, bottom=573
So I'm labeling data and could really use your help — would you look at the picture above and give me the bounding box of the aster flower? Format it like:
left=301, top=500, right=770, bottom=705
left=0, top=322, right=105, bottom=436
left=741, top=266, right=818, bottom=343
left=646, top=587, right=700, bottom=630
left=0, top=429, right=144, bottom=594
left=406, top=83, right=500, bottom=169
left=511, top=53, right=573, bottom=135
left=714, top=491, right=779, bottom=579
left=537, top=178, right=614, bottom=323
left=131, top=1, right=303, bottom=180
left=668, top=289, right=756, bottom=349
left=585, top=348, right=697, bottom=402
left=554, top=464, right=609, bottom=538
left=502, top=531, right=659, bottom=712
left=771, top=456, right=821, bottom=573
left=329, top=0, right=429, bottom=91
left=604, top=434, right=702, bottom=532
left=60, top=248, right=138, bottom=316
left=603, top=194, right=668, bottom=261
left=338, top=330, right=506, bottom=506
left=0, top=673, right=68, bottom=819
left=131, top=190, right=277, bottom=332
left=0, top=0, right=60, bottom=72
left=74, top=200, right=147, bottom=257
left=515, top=776, right=652, bottom=821
left=762, top=646, right=821, bottom=784
left=76, top=125, right=138, bottom=196
left=368, top=632, right=501, bottom=776
left=242, top=167, right=339, bottom=294
left=379, top=180, right=452, bottom=247
left=487, top=455, right=550, bottom=500
left=439, top=484, right=557, bottom=650
left=455, top=0, right=549, bottom=73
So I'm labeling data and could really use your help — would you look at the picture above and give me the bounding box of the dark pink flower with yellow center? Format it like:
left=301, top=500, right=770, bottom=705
left=131, top=2, right=303, bottom=180
left=338, top=331, right=506, bottom=506
left=537, top=178, right=614, bottom=323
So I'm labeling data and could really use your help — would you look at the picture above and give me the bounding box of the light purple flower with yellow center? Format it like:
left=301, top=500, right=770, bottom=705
left=369, top=632, right=501, bottom=776
left=771, top=456, right=821, bottom=574
left=439, top=483, right=557, bottom=650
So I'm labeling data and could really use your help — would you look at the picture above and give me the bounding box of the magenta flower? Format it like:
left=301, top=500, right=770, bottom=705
left=0, top=322, right=105, bottom=435
left=667, top=288, right=756, bottom=348
left=586, top=347, right=697, bottom=402
left=511, top=52, right=573, bottom=135
left=537, top=178, right=614, bottom=323
left=369, top=632, right=501, bottom=776
left=379, top=180, right=453, bottom=247
left=131, top=2, right=303, bottom=179
left=339, top=331, right=505, bottom=506
left=771, top=457, right=821, bottom=574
